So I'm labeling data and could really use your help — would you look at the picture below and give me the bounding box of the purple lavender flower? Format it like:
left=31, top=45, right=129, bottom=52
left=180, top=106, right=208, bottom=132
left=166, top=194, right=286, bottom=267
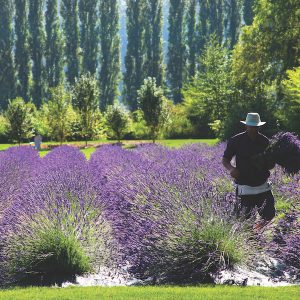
left=267, top=132, right=300, bottom=174
left=0, top=146, right=117, bottom=286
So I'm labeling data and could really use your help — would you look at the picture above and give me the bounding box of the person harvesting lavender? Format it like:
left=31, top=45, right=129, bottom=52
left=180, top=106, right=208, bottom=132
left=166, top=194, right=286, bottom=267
left=222, top=113, right=276, bottom=228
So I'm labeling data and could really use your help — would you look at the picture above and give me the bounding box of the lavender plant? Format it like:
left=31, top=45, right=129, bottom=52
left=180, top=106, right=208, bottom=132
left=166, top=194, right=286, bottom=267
left=90, top=144, right=257, bottom=282
left=0, top=146, right=40, bottom=217
left=252, top=132, right=300, bottom=174
left=0, top=147, right=116, bottom=286
left=0, top=141, right=298, bottom=286
left=269, top=209, right=300, bottom=280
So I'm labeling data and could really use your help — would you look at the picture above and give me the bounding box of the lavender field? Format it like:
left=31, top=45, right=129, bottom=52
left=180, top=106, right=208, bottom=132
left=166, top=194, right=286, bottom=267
left=0, top=143, right=299, bottom=287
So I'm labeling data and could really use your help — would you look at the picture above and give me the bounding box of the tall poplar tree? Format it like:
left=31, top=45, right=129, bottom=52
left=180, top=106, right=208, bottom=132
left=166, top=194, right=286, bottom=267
left=0, top=0, right=16, bottom=108
left=99, top=0, right=121, bottom=110
left=216, top=0, right=223, bottom=40
left=61, top=0, right=80, bottom=84
left=79, top=0, right=99, bottom=75
left=29, top=0, right=46, bottom=107
left=207, top=0, right=223, bottom=41
left=243, top=0, right=255, bottom=25
left=15, top=0, right=30, bottom=102
left=208, top=0, right=218, bottom=35
left=224, top=0, right=241, bottom=49
left=144, top=0, right=164, bottom=86
left=187, top=0, right=197, bottom=78
left=123, top=0, right=147, bottom=110
left=167, top=0, right=186, bottom=103
left=197, top=0, right=208, bottom=57
left=45, top=0, right=64, bottom=88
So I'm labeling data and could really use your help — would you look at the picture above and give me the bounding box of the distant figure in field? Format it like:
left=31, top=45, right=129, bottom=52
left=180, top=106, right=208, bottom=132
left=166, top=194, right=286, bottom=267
left=222, top=113, right=276, bottom=230
left=34, top=133, right=42, bottom=151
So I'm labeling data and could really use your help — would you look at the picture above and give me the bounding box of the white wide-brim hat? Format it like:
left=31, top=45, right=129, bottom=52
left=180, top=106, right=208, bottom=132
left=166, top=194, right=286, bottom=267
left=240, top=112, right=266, bottom=126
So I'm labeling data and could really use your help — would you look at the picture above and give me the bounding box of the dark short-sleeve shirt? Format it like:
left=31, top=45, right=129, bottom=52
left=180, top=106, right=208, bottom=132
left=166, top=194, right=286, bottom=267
left=223, top=131, right=270, bottom=186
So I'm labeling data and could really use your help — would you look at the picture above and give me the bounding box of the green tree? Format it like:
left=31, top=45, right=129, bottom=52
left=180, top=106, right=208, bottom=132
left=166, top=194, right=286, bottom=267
left=233, top=0, right=300, bottom=87
left=79, top=0, right=99, bottom=75
left=29, top=0, right=46, bottom=107
left=105, top=104, right=131, bottom=142
left=223, top=0, right=241, bottom=49
left=6, top=97, right=35, bottom=145
left=144, top=0, right=164, bottom=86
left=167, top=0, right=186, bottom=103
left=0, top=0, right=16, bottom=108
left=0, top=114, right=9, bottom=143
left=45, top=0, right=64, bottom=88
left=72, top=74, right=100, bottom=146
left=15, top=0, right=31, bottom=102
left=99, top=0, right=120, bottom=110
left=138, top=77, right=170, bottom=142
left=47, top=85, right=75, bottom=144
left=186, top=0, right=197, bottom=78
left=243, top=0, right=255, bottom=25
left=282, top=66, right=300, bottom=135
left=61, top=0, right=80, bottom=84
left=183, top=36, right=233, bottom=138
left=208, top=0, right=219, bottom=37
left=197, top=0, right=208, bottom=54
left=123, top=0, right=147, bottom=110
left=229, top=0, right=300, bottom=138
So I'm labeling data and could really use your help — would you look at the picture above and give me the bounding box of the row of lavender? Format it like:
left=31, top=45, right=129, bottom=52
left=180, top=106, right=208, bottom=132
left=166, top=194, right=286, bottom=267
left=0, top=144, right=299, bottom=285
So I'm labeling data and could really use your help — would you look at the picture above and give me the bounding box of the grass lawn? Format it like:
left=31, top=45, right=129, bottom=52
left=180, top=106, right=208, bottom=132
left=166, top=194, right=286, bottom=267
left=158, top=139, right=219, bottom=148
left=0, top=144, right=12, bottom=151
left=0, top=286, right=298, bottom=300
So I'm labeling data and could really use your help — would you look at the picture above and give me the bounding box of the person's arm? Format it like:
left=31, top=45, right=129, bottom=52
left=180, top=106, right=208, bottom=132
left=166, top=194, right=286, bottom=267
left=265, top=156, right=275, bottom=170
left=222, top=157, right=240, bottom=180
left=222, top=138, right=240, bottom=180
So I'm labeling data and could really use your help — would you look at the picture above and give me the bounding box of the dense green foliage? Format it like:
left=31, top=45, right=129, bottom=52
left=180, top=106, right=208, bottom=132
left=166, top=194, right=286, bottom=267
left=105, top=104, right=131, bottom=142
left=138, top=77, right=170, bottom=142
left=123, top=0, right=146, bottom=110
left=282, top=66, right=300, bottom=134
left=79, top=0, right=99, bottom=75
left=186, top=0, right=197, bottom=78
left=72, top=74, right=102, bottom=146
left=61, top=0, right=80, bottom=84
left=183, top=36, right=233, bottom=138
left=29, top=0, right=46, bottom=107
left=46, top=85, right=75, bottom=144
left=167, top=0, right=186, bottom=103
left=144, top=0, right=164, bottom=86
left=15, top=0, right=30, bottom=102
left=5, top=97, right=34, bottom=145
left=99, top=0, right=120, bottom=110
left=45, top=0, right=64, bottom=88
left=0, top=0, right=16, bottom=108
left=0, top=1, right=298, bottom=140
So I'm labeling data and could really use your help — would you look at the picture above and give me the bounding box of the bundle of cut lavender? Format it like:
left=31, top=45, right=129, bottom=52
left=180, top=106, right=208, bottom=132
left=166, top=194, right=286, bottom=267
left=252, top=132, right=300, bottom=174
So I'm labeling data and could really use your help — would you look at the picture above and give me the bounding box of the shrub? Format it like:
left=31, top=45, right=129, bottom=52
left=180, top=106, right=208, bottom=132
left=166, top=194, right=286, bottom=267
left=125, top=110, right=149, bottom=140
left=72, top=74, right=102, bottom=146
left=2, top=217, right=91, bottom=286
left=0, top=114, right=9, bottom=142
left=138, top=77, right=170, bottom=142
left=164, top=104, right=195, bottom=139
left=105, top=104, right=131, bottom=142
left=6, top=97, right=35, bottom=145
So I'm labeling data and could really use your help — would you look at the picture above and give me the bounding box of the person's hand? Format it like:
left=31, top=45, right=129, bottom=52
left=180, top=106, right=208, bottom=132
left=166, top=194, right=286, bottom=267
left=229, top=167, right=240, bottom=180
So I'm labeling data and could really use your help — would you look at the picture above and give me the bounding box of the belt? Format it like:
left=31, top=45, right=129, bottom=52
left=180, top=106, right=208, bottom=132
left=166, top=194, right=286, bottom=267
left=236, top=181, right=272, bottom=196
